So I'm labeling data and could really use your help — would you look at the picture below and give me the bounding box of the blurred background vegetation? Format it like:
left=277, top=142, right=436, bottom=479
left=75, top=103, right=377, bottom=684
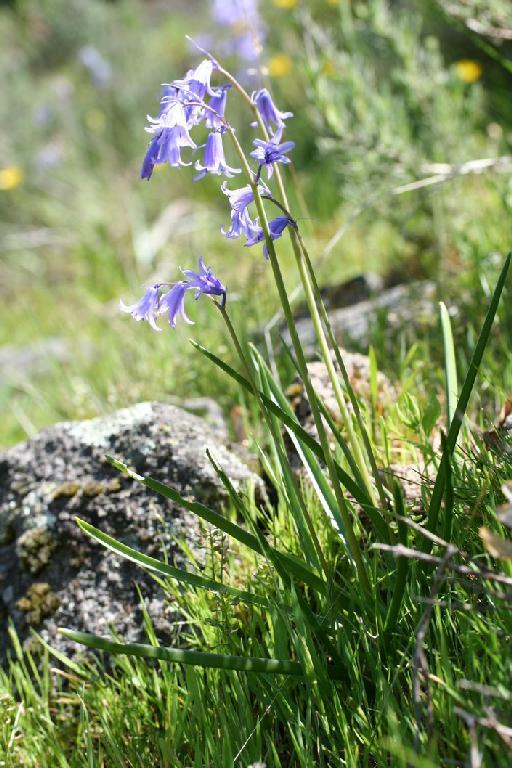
left=1, top=0, right=512, bottom=447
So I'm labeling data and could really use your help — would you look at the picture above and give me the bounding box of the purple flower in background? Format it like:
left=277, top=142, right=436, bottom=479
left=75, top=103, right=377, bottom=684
left=173, top=58, right=216, bottom=100
left=250, top=137, right=294, bottom=178
left=205, top=85, right=231, bottom=131
left=194, top=131, right=241, bottom=181
left=120, top=285, right=162, bottom=331
left=212, top=0, right=264, bottom=63
left=252, top=88, right=293, bottom=135
left=78, top=46, right=112, bottom=89
left=245, top=215, right=292, bottom=258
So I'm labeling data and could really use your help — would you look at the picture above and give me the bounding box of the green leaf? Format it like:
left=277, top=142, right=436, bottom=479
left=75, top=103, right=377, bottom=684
left=191, top=343, right=377, bottom=514
left=76, top=518, right=269, bottom=609
left=426, top=253, right=510, bottom=537
left=105, top=457, right=325, bottom=594
left=439, top=301, right=458, bottom=430
left=59, top=629, right=322, bottom=678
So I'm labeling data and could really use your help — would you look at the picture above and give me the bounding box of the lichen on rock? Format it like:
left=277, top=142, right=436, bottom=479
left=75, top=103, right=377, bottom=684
left=0, top=402, right=261, bottom=661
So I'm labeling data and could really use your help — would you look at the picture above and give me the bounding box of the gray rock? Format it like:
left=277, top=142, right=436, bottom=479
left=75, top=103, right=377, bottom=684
left=283, top=280, right=436, bottom=354
left=0, top=338, right=71, bottom=380
left=0, top=402, right=260, bottom=661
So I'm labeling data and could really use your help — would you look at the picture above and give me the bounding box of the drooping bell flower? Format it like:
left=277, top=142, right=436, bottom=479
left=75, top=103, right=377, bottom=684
left=141, top=102, right=196, bottom=178
left=194, top=131, right=241, bottom=181
left=251, top=88, right=293, bottom=135
left=120, top=285, right=162, bottom=331
left=245, top=215, right=292, bottom=258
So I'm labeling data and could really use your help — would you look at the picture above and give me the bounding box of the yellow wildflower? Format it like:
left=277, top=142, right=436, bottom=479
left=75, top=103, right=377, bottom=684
left=85, top=109, right=106, bottom=132
left=0, top=166, right=24, bottom=191
left=322, top=58, right=336, bottom=77
left=273, top=0, right=297, bottom=8
left=455, top=59, right=482, bottom=84
left=268, top=54, right=293, bottom=78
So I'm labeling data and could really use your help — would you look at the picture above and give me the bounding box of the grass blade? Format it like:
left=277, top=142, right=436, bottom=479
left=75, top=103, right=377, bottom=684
left=439, top=301, right=458, bottom=429
left=59, top=629, right=318, bottom=678
left=106, top=456, right=325, bottom=593
left=76, top=518, right=270, bottom=609
left=191, top=344, right=378, bottom=514
left=384, top=483, right=409, bottom=634
left=426, top=253, right=510, bottom=536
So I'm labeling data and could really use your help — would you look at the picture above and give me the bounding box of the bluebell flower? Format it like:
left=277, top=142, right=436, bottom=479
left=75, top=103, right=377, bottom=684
left=141, top=102, right=197, bottom=178
left=221, top=179, right=269, bottom=213
left=140, top=136, right=160, bottom=180
left=182, top=257, right=227, bottom=307
left=245, top=215, right=292, bottom=258
left=173, top=59, right=216, bottom=100
left=159, top=84, right=180, bottom=115
left=223, top=207, right=260, bottom=240
left=221, top=180, right=269, bottom=240
left=121, top=260, right=226, bottom=331
left=158, top=282, right=193, bottom=328
left=120, top=285, right=162, bottom=331
left=221, top=182, right=255, bottom=214
left=205, top=85, right=231, bottom=131
left=159, top=258, right=226, bottom=326
left=250, top=137, right=294, bottom=178
left=194, top=131, right=241, bottom=181
left=251, top=88, right=293, bottom=135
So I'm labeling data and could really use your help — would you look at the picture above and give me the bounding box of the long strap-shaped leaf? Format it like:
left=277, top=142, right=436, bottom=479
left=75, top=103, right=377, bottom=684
left=205, top=448, right=317, bottom=588
left=59, top=629, right=345, bottom=679
left=106, top=456, right=325, bottom=594
left=426, top=253, right=510, bottom=539
left=76, top=518, right=269, bottom=609
left=191, top=341, right=378, bottom=515
left=257, top=350, right=390, bottom=544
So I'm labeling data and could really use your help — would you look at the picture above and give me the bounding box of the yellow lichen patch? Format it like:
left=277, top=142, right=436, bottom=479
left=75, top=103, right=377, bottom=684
left=268, top=54, right=292, bottom=78
left=83, top=477, right=122, bottom=496
left=52, top=481, right=81, bottom=499
left=0, top=166, right=23, bottom=191
left=16, top=583, right=60, bottom=626
left=455, top=59, right=482, bottom=84
left=17, top=528, right=56, bottom=574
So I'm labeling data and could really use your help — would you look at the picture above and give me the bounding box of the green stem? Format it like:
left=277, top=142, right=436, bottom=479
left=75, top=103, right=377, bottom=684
left=218, top=303, right=327, bottom=576
left=294, top=227, right=387, bottom=510
left=223, top=92, right=372, bottom=601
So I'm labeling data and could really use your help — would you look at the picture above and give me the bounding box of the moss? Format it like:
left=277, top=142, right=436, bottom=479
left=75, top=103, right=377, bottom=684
left=16, top=583, right=60, bottom=626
